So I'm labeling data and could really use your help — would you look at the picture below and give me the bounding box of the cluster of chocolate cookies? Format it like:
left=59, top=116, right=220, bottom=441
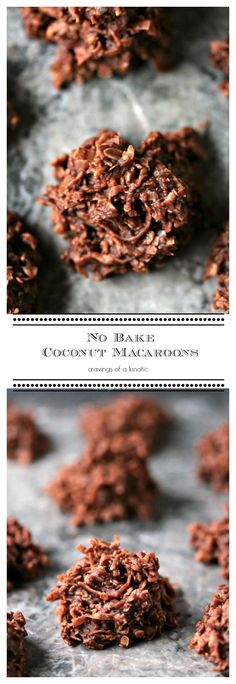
left=7, top=518, right=48, bottom=676
left=46, top=394, right=167, bottom=524
left=7, top=611, right=28, bottom=677
left=7, top=403, right=50, bottom=676
left=7, top=396, right=178, bottom=668
left=7, top=395, right=176, bottom=674
left=204, top=222, right=229, bottom=313
left=7, top=396, right=229, bottom=676
left=196, top=422, right=229, bottom=492
left=7, top=7, right=229, bottom=313
left=188, top=423, right=229, bottom=675
left=7, top=517, right=48, bottom=591
left=189, top=584, right=229, bottom=676
left=21, top=7, right=170, bottom=88
left=21, top=7, right=229, bottom=98
left=188, top=504, right=229, bottom=676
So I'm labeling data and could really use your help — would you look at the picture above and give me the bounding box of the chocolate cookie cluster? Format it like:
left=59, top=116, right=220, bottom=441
left=196, top=423, right=229, bottom=492
left=46, top=535, right=177, bottom=649
left=189, top=506, right=229, bottom=579
left=46, top=432, right=157, bottom=525
left=189, top=584, right=229, bottom=676
left=46, top=395, right=167, bottom=525
left=80, top=393, right=168, bottom=448
left=7, top=403, right=48, bottom=463
left=41, top=127, right=204, bottom=279
left=7, top=611, right=28, bottom=677
left=21, top=7, right=170, bottom=88
left=7, top=212, right=40, bottom=314
left=7, top=517, right=48, bottom=590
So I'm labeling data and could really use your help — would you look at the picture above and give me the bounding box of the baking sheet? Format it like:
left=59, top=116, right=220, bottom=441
left=7, top=389, right=228, bottom=677
left=7, top=7, right=229, bottom=314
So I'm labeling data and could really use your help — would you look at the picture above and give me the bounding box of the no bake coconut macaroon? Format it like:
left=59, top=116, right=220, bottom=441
left=79, top=394, right=168, bottom=451
left=7, top=517, right=48, bottom=590
left=189, top=584, right=229, bottom=676
left=197, top=423, right=229, bottom=492
left=46, top=432, right=157, bottom=525
left=40, top=126, right=205, bottom=280
left=204, top=222, right=229, bottom=312
left=7, top=611, right=27, bottom=677
left=7, top=211, right=40, bottom=314
left=188, top=506, right=229, bottom=579
left=21, top=7, right=170, bottom=88
left=7, top=402, right=49, bottom=463
left=211, top=37, right=229, bottom=97
left=46, top=536, right=177, bottom=649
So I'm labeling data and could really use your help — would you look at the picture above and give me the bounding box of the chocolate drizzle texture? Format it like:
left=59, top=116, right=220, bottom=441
left=7, top=211, right=40, bottom=314
left=21, top=7, right=170, bottom=88
left=46, top=536, right=177, bottom=649
left=189, top=584, right=229, bottom=676
left=40, top=127, right=204, bottom=279
left=7, top=100, right=20, bottom=129
left=46, top=432, right=157, bottom=525
left=7, top=517, right=48, bottom=590
left=211, top=37, right=229, bottom=97
left=7, top=611, right=27, bottom=677
left=188, top=506, right=229, bottom=578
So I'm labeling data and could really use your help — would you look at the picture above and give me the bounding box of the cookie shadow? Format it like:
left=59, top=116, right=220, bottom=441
left=33, top=228, right=69, bottom=314
left=154, top=489, right=198, bottom=522
left=170, top=7, right=228, bottom=67
left=26, top=638, right=50, bottom=676
left=175, top=588, right=193, bottom=628
left=201, top=128, right=228, bottom=227
left=7, top=59, right=38, bottom=140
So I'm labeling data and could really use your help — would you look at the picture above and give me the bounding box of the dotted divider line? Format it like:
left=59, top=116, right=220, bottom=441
left=13, top=315, right=225, bottom=325
left=12, top=381, right=225, bottom=390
